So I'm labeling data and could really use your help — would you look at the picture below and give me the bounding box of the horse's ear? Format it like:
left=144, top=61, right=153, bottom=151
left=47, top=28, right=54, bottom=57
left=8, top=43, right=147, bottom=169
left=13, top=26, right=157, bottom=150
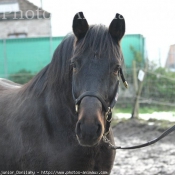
left=109, top=13, right=125, bottom=42
left=73, top=12, right=89, bottom=40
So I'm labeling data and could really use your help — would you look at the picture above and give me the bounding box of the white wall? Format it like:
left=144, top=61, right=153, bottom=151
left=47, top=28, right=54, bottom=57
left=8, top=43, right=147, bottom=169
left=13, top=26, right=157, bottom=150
left=0, top=19, right=50, bottom=38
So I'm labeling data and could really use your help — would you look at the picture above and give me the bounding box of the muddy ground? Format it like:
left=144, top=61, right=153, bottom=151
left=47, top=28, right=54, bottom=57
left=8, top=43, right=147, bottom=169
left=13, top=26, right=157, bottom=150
left=111, top=119, right=175, bottom=175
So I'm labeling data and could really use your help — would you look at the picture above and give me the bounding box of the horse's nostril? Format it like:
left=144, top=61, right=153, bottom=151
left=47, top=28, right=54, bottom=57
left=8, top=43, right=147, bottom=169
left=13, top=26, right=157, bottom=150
left=96, top=124, right=102, bottom=136
left=76, top=120, right=102, bottom=143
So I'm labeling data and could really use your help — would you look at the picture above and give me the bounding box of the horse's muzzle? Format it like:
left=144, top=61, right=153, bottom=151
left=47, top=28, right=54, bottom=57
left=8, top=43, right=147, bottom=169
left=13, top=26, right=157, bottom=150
left=75, top=97, right=105, bottom=147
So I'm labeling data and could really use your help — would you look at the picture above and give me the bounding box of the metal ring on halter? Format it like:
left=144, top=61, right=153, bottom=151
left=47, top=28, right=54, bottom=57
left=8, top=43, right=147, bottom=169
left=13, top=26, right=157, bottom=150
left=105, top=107, right=112, bottom=122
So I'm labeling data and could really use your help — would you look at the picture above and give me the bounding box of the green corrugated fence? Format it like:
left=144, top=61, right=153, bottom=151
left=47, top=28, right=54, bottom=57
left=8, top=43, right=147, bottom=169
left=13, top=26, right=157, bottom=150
left=121, top=34, right=145, bottom=67
left=0, top=34, right=145, bottom=78
left=0, top=37, right=64, bottom=78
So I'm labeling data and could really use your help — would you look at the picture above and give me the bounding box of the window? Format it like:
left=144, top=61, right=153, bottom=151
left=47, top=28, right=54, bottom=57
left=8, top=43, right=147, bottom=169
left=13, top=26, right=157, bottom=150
left=0, top=2, right=19, bottom=13
left=8, top=33, right=27, bottom=38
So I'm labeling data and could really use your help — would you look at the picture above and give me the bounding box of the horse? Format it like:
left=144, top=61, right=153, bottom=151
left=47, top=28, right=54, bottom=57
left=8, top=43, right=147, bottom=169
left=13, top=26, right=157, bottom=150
left=0, top=12, right=125, bottom=174
left=0, top=78, right=21, bottom=91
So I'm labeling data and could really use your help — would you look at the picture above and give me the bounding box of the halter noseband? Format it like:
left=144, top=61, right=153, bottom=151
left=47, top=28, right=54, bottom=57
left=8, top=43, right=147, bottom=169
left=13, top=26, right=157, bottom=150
left=72, top=68, right=128, bottom=136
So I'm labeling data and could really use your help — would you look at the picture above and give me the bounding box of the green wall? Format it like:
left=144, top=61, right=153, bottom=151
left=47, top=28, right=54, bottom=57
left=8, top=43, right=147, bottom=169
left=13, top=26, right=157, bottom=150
left=0, top=40, right=4, bottom=78
left=0, top=34, right=145, bottom=78
left=121, top=34, right=145, bottom=67
left=0, top=37, right=64, bottom=78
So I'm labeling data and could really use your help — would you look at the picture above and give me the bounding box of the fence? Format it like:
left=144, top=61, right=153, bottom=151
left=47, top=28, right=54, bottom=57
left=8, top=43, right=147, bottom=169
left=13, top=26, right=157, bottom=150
left=0, top=35, right=174, bottom=112
left=0, top=36, right=64, bottom=78
left=117, top=65, right=175, bottom=112
left=0, top=34, right=145, bottom=79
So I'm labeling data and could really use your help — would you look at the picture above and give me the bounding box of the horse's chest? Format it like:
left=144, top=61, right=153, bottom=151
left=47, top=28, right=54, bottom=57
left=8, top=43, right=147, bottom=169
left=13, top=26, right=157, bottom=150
left=48, top=140, right=100, bottom=170
left=63, top=147, right=98, bottom=171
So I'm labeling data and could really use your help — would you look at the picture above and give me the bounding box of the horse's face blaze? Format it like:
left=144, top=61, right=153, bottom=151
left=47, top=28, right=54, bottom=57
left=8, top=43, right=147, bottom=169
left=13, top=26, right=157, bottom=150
left=72, top=12, right=125, bottom=147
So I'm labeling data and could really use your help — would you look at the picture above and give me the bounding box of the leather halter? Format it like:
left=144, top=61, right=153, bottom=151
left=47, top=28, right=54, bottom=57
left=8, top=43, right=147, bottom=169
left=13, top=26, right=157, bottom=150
left=72, top=80, right=119, bottom=135
left=72, top=68, right=128, bottom=136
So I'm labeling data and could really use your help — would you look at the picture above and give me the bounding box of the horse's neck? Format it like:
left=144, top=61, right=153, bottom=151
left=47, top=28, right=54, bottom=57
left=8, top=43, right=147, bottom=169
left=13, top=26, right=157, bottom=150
left=43, top=81, right=76, bottom=128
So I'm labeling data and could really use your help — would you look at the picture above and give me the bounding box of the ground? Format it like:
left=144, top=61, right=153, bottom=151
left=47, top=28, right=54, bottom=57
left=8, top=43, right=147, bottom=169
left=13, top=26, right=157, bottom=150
left=111, top=119, right=175, bottom=175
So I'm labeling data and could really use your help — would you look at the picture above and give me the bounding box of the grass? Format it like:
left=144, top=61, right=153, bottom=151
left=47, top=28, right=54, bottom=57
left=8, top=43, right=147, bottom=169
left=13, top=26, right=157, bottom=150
left=113, top=106, right=175, bottom=114
left=111, top=117, right=175, bottom=130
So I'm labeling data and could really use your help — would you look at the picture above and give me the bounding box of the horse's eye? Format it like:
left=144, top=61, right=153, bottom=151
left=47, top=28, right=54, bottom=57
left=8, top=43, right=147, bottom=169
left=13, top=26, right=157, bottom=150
left=113, top=66, right=120, bottom=76
left=71, top=62, right=77, bottom=71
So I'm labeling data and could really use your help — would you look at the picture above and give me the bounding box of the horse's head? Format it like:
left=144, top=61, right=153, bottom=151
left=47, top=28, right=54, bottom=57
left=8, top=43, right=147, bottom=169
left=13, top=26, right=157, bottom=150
left=72, top=12, right=125, bottom=147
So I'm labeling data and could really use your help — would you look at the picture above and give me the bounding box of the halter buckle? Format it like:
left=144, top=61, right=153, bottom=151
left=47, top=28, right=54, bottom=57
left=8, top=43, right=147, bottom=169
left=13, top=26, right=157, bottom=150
left=105, top=107, right=112, bottom=122
left=75, top=105, right=78, bottom=113
left=124, top=81, right=128, bottom=88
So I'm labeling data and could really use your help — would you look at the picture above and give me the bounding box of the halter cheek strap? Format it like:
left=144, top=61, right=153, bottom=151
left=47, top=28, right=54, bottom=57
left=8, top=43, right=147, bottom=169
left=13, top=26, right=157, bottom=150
left=120, top=68, right=128, bottom=88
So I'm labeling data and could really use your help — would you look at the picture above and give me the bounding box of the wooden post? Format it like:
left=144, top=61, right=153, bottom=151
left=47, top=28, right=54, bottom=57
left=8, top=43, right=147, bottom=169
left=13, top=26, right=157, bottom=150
left=131, top=62, right=148, bottom=118
left=132, top=61, right=139, bottom=118
left=133, top=61, right=138, bottom=91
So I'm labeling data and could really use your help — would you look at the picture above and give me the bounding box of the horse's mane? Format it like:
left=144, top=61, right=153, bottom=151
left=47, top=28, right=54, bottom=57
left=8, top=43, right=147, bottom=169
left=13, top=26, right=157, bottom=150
left=21, top=25, right=123, bottom=97
left=21, top=34, right=75, bottom=97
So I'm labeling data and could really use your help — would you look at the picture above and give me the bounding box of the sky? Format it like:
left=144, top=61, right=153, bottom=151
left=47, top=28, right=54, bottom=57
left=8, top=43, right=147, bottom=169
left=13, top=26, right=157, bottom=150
left=30, top=0, right=175, bottom=66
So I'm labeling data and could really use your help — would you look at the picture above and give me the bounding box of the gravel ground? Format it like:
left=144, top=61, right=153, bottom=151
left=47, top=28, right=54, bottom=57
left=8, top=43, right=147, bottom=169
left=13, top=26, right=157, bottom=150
left=111, top=119, right=175, bottom=175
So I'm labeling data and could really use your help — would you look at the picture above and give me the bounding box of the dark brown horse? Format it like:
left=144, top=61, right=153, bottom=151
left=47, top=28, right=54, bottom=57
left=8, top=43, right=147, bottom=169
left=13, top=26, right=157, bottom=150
left=0, top=12, right=125, bottom=174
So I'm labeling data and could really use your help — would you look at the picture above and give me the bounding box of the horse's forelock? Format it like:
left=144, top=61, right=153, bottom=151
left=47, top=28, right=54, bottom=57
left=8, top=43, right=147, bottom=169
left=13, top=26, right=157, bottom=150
left=74, top=25, right=123, bottom=64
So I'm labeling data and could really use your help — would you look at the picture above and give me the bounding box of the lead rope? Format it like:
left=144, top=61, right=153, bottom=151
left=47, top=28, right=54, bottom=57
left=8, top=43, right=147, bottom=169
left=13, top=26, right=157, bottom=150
left=103, top=124, right=175, bottom=150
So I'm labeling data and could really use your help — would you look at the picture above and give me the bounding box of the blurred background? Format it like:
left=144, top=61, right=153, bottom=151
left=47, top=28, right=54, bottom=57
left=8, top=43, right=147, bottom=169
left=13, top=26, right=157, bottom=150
left=0, top=0, right=175, bottom=116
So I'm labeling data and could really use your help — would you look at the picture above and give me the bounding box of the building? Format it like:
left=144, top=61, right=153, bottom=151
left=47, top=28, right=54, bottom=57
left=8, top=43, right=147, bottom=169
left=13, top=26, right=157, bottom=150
left=165, top=44, right=175, bottom=71
left=0, top=0, right=51, bottom=38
